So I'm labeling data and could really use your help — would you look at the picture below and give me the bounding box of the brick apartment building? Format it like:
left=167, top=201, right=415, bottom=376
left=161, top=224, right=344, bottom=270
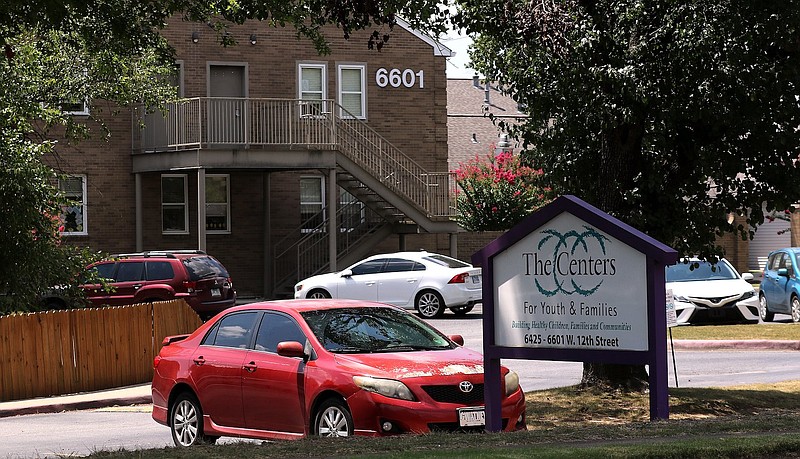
left=51, top=17, right=464, bottom=298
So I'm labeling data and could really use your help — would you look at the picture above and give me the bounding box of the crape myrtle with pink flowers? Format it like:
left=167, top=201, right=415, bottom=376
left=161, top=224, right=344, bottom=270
left=454, top=149, right=553, bottom=232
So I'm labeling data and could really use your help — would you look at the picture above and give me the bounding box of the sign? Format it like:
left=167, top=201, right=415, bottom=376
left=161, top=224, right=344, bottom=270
left=493, top=212, right=649, bottom=351
left=473, top=195, right=678, bottom=431
left=666, top=290, right=678, bottom=328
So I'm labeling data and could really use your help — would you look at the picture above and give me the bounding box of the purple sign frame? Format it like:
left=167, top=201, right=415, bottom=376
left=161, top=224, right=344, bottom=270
left=472, top=195, right=678, bottom=431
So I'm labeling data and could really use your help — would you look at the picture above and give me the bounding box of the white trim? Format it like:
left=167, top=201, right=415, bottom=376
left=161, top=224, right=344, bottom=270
left=337, top=63, right=366, bottom=119
left=161, top=174, right=189, bottom=235
left=59, top=175, right=88, bottom=236
left=300, top=175, right=325, bottom=233
left=394, top=17, right=454, bottom=57
left=206, top=174, right=231, bottom=234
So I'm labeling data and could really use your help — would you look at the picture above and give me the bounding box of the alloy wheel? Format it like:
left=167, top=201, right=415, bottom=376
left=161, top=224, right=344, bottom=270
left=316, top=404, right=351, bottom=437
left=417, top=291, right=443, bottom=318
left=172, top=398, right=199, bottom=447
left=792, top=297, right=800, bottom=323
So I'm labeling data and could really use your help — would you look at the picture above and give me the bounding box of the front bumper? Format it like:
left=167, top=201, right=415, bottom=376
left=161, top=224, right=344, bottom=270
left=345, top=386, right=526, bottom=435
left=674, top=296, right=759, bottom=325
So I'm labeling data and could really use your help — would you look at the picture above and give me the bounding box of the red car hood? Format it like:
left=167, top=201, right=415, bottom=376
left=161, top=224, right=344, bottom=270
left=333, top=346, right=485, bottom=380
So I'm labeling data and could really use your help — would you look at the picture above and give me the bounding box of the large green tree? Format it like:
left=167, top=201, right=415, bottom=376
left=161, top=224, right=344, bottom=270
left=0, top=0, right=446, bottom=312
left=454, top=0, right=800, bottom=389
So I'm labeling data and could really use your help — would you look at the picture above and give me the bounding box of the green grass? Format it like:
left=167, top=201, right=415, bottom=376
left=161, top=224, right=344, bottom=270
left=89, top=381, right=800, bottom=459
left=670, top=323, right=800, bottom=340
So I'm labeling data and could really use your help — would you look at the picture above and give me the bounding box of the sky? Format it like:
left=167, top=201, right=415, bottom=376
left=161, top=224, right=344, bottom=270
left=440, top=31, right=476, bottom=79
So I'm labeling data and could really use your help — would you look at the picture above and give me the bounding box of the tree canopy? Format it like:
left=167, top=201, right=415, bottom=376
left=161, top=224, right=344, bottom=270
left=455, top=0, right=800, bottom=261
left=0, top=0, right=446, bottom=312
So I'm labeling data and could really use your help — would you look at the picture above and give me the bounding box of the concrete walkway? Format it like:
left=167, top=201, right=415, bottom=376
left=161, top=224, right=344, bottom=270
left=1, top=339, right=797, bottom=418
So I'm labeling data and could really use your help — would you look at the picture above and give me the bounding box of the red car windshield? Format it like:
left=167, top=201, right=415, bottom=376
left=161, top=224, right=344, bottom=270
left=300, top=307, right=453, bottom=354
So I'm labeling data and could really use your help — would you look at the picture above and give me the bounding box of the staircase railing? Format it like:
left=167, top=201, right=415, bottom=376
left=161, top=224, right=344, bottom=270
left=272, top=198, right=386, bottom=294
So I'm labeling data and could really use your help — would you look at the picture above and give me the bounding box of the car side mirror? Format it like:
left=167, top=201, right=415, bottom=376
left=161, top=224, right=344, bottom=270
left=277, top=341, right=306, bottom=359
left=742, top=272, right=754, bottom=282
left=778, top=268, right=790, bottom=277
left=449, top=334, right=464, bottom=346
left=341, top=269, right=353, bottom=278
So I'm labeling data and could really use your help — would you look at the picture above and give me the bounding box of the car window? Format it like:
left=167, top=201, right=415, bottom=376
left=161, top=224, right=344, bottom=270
left=202, top=312, right=258, bottom=348
left=423, top=254, right=470, bottom=269
left=383, top=258, right=418, bottom=273
left=146, top=261, right=174, bottom=281
left=115, top=262, right=144, bottom=282
left=301, top=307, right=452, bottom=353
left=92, top=262, right=116, bottom=281
left=666, top=261, right=738, bottom=282
left=767, top=253, right=781, bottom=271
left=351, top=259, right=386, bottom=275
left=183, top=256, right=230, bottom=280
left=254, top=312, right=306, bottom=353
left=784, top=254, right=793, bottom=274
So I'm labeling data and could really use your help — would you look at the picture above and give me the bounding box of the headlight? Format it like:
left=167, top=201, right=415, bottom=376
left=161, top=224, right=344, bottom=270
left=504, top=370, right=520, bottom=396
left=353, top=376, right=416, bottom=401
left=741, top=290, right=756, bottom=299
left=674, top=295, right=690, bottom=303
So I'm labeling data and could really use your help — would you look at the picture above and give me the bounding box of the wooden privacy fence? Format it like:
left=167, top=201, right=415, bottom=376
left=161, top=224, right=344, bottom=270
left=0, top=300, right=202, bottom=402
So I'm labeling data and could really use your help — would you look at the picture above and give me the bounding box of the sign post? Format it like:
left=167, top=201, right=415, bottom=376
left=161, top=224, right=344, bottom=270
left=473, top=195, right=677, bottom=431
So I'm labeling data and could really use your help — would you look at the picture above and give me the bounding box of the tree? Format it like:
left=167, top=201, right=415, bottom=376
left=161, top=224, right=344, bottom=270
left=454, top=150, right=553, bottom=231
left=0, top=1, right=447, bottom=312
left=454, top=0, right=800, bottom=389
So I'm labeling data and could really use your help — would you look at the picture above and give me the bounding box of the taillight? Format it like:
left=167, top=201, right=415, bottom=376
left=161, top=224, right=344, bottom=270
left=153, top=355, right=162, bottom=368
left=182, top=280, right=196, bottom=292
left=448, top=273, right=469, bottom=284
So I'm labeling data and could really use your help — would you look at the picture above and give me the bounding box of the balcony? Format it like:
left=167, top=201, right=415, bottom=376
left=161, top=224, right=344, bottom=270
left=133, top=98, right=339, bottom=153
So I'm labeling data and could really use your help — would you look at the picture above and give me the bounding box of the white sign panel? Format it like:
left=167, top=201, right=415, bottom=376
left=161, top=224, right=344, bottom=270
left=666, top=289, right=678, bottom=328
left=493, top=212, right=649, bottom=351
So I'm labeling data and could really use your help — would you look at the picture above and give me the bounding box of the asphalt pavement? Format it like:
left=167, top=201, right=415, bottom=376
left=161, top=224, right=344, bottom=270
left=1, top=339, right=797, bottom=419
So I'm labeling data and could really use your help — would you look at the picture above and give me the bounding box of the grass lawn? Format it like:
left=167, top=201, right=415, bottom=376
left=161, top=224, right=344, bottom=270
left=88, top=381, right=800, bottom=459
left=670, top=323, right=800, bottom=340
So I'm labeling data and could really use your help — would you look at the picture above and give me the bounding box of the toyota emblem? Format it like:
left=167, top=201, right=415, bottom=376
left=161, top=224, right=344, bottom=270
left=458, top=381, right=474, bottom=393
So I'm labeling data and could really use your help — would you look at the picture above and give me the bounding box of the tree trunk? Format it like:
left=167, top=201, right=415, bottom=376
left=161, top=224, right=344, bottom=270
left=581, top=121, right=648, bottom=391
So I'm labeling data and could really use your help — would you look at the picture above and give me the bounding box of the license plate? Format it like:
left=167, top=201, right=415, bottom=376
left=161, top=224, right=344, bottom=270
left=458, top=407, right=485, bottom=427
left=211, top=288, right=221, bottom=297
left=471, top=275, right=481, bottom=284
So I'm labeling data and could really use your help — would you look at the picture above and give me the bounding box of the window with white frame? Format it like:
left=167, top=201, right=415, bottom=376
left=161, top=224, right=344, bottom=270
left=59, top=99, right=90, bottom=116
left=206, top=174, right=230, bottom=233
left=161, top=174, right=188, bottom=234
left=300, top=176, right=325, bottom=233
left=59, top=175, right=87, bottom=235
left=338, top=64, right=366, bottom=119
left=298, top=63, right=327, bottom=116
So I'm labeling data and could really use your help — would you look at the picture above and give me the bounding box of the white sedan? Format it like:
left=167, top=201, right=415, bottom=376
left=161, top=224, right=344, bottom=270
left=294, top=251, right=482, bottom=318
left=666, top=258, right=759, bottom=325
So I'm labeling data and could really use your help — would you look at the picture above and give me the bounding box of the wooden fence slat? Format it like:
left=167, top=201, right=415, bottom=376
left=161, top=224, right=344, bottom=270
left=1, top=299, right=202, bottom=402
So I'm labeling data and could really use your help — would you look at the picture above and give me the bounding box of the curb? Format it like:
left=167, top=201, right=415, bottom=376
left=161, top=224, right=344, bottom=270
left=670, top=339, right=800, bottom=351
left=0, top=394, right=152, bottom=418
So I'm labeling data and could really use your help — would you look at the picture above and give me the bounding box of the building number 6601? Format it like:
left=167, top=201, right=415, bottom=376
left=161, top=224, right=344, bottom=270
left=375, top=68, right=424, bottom=89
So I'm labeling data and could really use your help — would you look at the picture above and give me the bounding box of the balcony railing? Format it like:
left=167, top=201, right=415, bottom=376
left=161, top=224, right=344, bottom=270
left=133, top=97, right=455, bottom=219
left=133, top=98, right=338, bottom=151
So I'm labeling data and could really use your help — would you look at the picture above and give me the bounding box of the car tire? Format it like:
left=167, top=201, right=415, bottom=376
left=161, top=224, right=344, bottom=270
left=308, top=289, right=331, bottom=299
left=313, top=398, right=353, bottom=437
left=792, top=296, right=800, bottom=323
left=170, top=392, right=218, bottom=447
left=451, top=304, right=475, bottom=316
left=759, top=294, right=774, bottom=322
left=416, top=290, right=445, bottom=319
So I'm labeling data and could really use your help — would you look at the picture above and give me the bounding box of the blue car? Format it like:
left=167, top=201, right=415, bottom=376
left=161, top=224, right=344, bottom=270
left=759, top=248, right=800, bottom=322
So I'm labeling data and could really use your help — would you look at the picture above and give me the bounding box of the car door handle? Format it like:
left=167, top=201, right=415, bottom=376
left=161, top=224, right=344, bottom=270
left=193, top=356, right=206, bottom=366
left=365, top=281, right=376, bottom=286
left=133, top=284, right=143, bottom=290
left=406, top=279, right=418, bottom=283
left=243, top=361, right=257, bottom=373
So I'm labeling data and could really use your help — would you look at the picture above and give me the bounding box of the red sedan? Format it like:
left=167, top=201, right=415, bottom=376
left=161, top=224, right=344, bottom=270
left=152, top=299, right=526, bottom=446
